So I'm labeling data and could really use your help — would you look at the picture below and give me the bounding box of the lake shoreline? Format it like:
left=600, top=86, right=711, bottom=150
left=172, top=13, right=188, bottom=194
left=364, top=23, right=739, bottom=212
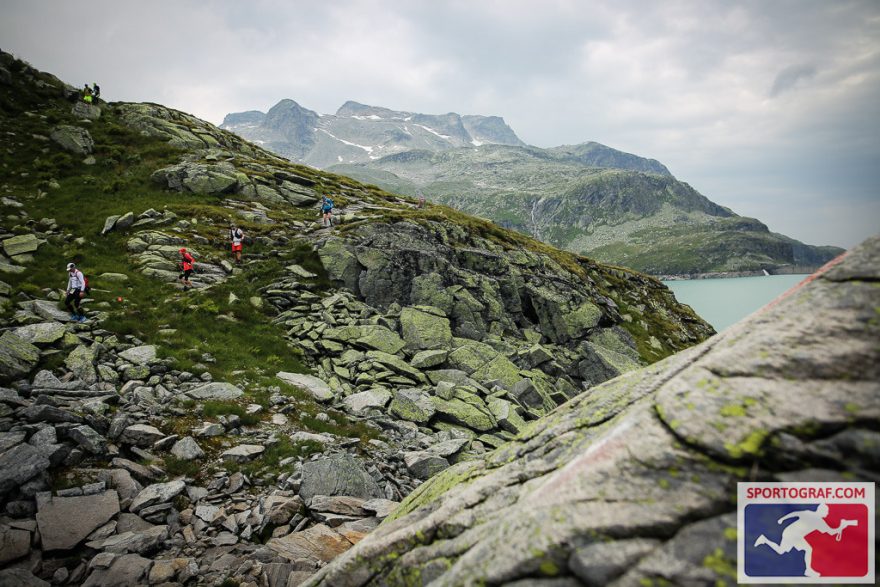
left=657, top=265, right=819, bottom=281
left=661, top=273, right=810, bottom=331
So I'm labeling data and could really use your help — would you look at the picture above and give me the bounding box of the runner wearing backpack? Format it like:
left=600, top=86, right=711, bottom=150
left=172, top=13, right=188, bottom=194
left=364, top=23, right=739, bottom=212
left=63, top=262, right=87, bottom=322
left=321, top=195, right=334, bottom=228
left=178, top=247, right=194, bottom=291
left=229, top=224, right=244, bottom=264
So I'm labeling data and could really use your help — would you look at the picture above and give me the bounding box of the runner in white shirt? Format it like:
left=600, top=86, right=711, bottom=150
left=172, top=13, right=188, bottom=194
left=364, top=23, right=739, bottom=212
left=64, top=262, right=86, bottom=322
left=230, top=224, right=244, bottom=264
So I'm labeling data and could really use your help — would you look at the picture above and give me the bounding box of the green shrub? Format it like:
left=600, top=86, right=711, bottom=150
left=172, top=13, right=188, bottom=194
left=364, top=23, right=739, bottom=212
left=202, top=400, right=261, bottom=427
left=227, top=437, right=324, bottom=477
left=163, top=455, right=201, bottom=478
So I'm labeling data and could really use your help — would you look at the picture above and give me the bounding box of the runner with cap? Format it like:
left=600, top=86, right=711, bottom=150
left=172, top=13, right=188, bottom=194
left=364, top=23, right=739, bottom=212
left=64, top=262, right=87, bottom=322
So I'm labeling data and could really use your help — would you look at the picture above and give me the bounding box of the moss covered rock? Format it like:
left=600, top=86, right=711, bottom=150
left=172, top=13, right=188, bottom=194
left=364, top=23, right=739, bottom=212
left=487, top=397, right=528, bottom=434
left=12, top=322, right=66, bottom=346
left=399, top=306, right=452, bottom=351
left=323, top=325, right=405, bottom=355
left=0, top=331, right=40, bottom=383
left=472, top=355, right=522, bottom=390
left=2, top=234, right=44, bottom=257
left=410, top=349, right=448, bottom=369
left=446, top=340, right=500, bottom=374
left=430, top=395, right=496, bottom=432
left=389, top=388, right=435, bottom=424
left=64, top=344, right=97, bottom=385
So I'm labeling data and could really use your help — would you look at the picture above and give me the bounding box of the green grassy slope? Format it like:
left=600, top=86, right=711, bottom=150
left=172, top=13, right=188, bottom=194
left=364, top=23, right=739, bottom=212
left=0, top=57, right=384, bottom=449
left=329, top=146, right=844, bottom=275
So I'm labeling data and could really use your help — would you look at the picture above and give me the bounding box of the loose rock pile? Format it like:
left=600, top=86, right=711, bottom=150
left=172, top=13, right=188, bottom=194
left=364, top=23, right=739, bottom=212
left=0, top=210, right=704, bottom=584
left=1, top=198, right=60, bottom=276
left=0, top=300, right=448, bottom=585
left=263, top=221, right=652, bottom=441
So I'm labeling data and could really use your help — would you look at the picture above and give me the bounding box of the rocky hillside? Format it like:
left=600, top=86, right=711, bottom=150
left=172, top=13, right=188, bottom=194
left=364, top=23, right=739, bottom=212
left=329, top=146, right=844, bottom=276
left=220, top=100, right=525, bottom=169
left=305, top=235, right=880, bottom=586
left=0, top=52, right=714, bottom=586
left=220, top=99, right=843, bottom=276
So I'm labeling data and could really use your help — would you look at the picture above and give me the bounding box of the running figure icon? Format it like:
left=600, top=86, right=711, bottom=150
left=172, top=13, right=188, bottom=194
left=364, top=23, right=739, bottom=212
left=754, top=503, right=859, bottom=577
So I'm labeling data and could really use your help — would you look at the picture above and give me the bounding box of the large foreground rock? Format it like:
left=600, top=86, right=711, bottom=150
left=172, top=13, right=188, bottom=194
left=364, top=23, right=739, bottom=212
left=276, top=371, right=333, bottom=401
left=299, top=455, right=384, bottom=502
left=151, top=161, right=240, bottom=194
left=50, top=124, right=94, bottom=154
left=304, top=238, right=879, bottom=586
left=399, top=305, right=452, bottom=350
left=12, top=322, right=66, bottom=345
left=185, top=382, right=243, bottom=400
left=119, top=344, right=157, bottom=365
left=2, top=234, right=44, bottom=257
left=0, top=443, right=50, bottom=495
left=0, top=569, right=49, bottom=587
left=268, top=523, right=356, bottom=563
left=129, top=479, right=186, bottom=514
left=0, top=331, right=40, bottom=383
left=65, top=344, right=97, bottom=384
left=82, top=553, right=153, bottom=587
left=36, top=490, right=120, bottom=551
left=31, top=300, right=71, bottom=322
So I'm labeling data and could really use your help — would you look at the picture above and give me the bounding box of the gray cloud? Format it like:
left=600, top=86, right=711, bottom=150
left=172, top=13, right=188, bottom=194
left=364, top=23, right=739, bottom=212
left=1, top=0, right=878, bottom=248
left=770, top=64, right=818, bottom=96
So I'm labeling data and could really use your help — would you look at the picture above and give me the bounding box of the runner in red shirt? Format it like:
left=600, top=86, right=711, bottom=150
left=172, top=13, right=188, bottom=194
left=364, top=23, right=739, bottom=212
left=178, top=247, right=194, bottom=291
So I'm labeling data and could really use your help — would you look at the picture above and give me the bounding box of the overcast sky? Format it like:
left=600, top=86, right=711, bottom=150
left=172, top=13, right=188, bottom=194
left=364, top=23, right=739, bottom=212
left=3, top=0, right=878, bottom=248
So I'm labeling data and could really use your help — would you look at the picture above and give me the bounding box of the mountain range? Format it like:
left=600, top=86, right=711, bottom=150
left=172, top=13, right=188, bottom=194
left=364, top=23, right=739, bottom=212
left=220, top=100, right=524, bottom=169
left=223, top=99, right=843, bottom=276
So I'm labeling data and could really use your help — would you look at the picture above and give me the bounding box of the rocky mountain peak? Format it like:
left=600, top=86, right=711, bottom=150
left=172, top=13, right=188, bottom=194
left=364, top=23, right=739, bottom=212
left=462, top=114, right=526, bottom=146
left=219, top=109, right=264, bottom=128
left=222, top=99, right=526, bottom=168
left=550, top=141, right=672, bottom=176
left=335, top=101, right=399, bottom=119
left=264, top=99, right=318, bottom=125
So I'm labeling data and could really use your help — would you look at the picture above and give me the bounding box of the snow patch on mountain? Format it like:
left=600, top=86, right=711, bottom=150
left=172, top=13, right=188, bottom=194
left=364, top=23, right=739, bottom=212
left=319, top=129, right=374, bottom=153
left=414, top=124, right=451, bottom=139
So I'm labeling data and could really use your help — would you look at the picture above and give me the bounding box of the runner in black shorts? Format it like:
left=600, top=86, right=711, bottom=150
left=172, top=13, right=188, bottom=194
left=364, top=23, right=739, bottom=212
left=64, top=262, right=86, bottom=322
left=178, top=247, right=194, bottom=291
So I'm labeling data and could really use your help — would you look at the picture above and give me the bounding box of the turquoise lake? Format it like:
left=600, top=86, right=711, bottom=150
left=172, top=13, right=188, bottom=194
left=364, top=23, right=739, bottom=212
left=662, top=274, right=809, bottom=332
